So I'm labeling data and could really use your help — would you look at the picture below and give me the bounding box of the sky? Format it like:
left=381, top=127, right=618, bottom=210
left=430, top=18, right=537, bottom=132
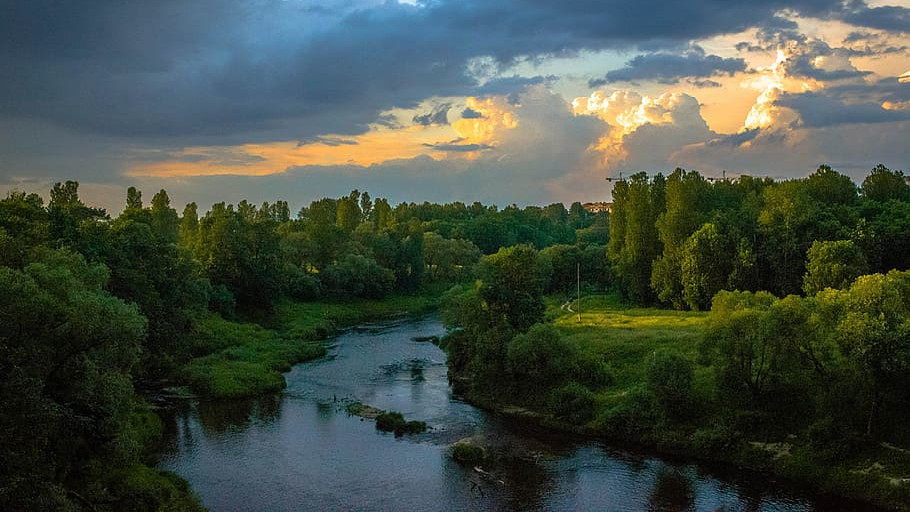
left=2, top=0, right=909, bottom=214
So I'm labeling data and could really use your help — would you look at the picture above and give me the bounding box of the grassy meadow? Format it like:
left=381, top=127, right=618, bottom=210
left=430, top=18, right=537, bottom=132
left=550, top=293, right=709, bottom=392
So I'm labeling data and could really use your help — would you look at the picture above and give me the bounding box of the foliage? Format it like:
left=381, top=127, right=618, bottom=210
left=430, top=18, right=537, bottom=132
left=609, top=172, right=663, bottom=303
left=803, top=239, right=868, bottom=295
left=507, top=323, right=610, bottom=392
left=375, top=411, right=427, bottom=436
left=680, top=223, right=730, bottom=310
left=320, top=253, right=395, bottom=299
left=5, top=167, right=910, bottom=509
left=451, top=442, right=485, bottom=466
left=422, top=232, right=481, bottom=282
left=646, top=351, right=696, bottom=423
left=476, top=244, right=551, bottom=331
left=0, top=249, right=151, bottom=510
left=548, top=381, right=598, bottom=425
left=861, top=164, right=909, bottom=202
left=540, top=243, right=609, bottom=294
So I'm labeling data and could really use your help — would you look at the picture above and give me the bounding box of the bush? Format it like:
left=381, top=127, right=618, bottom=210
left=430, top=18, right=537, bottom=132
left=284, top=266, right=321, bottom=300
left=549, top=381, right=597, bottom=425
left=320, top=254, right=394, bottom=299
left=647, top=351, right=696, bottom=423
left=507, top=323, right=575, bottom=386
left=597, top=386, right=657, bottom=439
left=209, top=283, right=236, bottom=317
left=375, top=411, right=427, bottom=437
left=807, top=417, right=863, bottom=462
left=691, top=422, right=741, bottom=455
left=452, top=442, right=485, bottom=466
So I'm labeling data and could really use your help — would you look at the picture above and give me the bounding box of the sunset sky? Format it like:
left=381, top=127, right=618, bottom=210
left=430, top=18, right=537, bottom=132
left=2, top=0, right=910, bottom=213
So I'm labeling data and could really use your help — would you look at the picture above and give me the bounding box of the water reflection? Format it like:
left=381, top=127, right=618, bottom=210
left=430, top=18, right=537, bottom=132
left=195, top=395, right=283, bottom=436
left=648, top=468, right=694, bottom=512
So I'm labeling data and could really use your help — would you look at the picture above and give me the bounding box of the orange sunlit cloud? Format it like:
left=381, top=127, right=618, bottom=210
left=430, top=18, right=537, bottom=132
left=572, top=90, right=705, bottom=167
left=127, top=97, right=519, bottom=178
left=451, top=97, right=518, bottom=142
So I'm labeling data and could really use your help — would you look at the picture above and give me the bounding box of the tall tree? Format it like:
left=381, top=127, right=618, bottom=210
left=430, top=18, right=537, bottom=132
left=861, top=164, right=909, bottom=203
left=0, top=249, right=146, bottom=509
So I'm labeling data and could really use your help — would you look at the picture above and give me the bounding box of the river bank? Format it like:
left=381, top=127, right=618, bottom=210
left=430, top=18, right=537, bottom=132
left=457, top=386, right=904, bottom=511
left=176, top=293, right=441, bottom=399
left=444, top=293, right=910, bottom=511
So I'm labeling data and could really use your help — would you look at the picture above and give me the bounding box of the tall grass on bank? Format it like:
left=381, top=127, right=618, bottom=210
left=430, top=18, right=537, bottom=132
left=180, top=294, right=440, bottom=398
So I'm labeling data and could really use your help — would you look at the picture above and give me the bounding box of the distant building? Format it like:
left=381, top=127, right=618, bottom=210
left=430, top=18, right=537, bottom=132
left=582, top=202, right=612, bottom=214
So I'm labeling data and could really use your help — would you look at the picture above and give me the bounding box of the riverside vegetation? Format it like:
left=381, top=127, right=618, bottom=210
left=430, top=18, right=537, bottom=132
left=442, top=165, right=910, bottom=511
left=3, top=164, right=910, bottom=510
left=0, top=182, right=601, bottom=510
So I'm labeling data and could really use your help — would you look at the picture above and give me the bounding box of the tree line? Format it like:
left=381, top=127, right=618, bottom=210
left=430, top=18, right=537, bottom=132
left=609, top=164, right=910, bottom=309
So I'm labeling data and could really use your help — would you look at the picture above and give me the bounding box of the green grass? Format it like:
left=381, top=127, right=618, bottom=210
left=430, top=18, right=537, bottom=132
left=180, top=293, right=441, bottom=399
left=551, top=293, right=710, bottom=400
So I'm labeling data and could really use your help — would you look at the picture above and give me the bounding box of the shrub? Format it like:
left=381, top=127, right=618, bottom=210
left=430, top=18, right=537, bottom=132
left=647, top=351, right=696, bottom=423
left=284, top=266, right=321, bottom=300
left=597, top=386, right=657, bottom=439
left=549, top=381, right=597, bottom=425
left=375, top=411, right=427, bottom=437
left=452, top=442, right=485, bottom=466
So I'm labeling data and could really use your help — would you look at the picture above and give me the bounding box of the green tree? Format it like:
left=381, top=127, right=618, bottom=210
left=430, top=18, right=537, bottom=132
left=652, top=169, right=711, bottom=308
left=647, top=351, right=696, bottom=422
left=320, top=253, right=395, bottom=298
left=0, top=249, right=146, bottom=509
left=0, top=191, right=49, bottom=267
left=803, top=240, right=868, bottom=295
left=507, top=323, right=576, bottom=388
left=610, top=173, right=662, bottom=304
left=422, top=232, right=481, bottom=282
left=758, top=180, right=818, bottom=296
left=336, top=194, right=362, bottom=232
left=805, top=165, right=858, bottom=206
left=833, top=272, right=910, bottom=437
left=681, top=223, right=730, bottom=311
left=704, top=290, right=784, bottom=402
left=47, top=181, right=107, bottom=248
left=476, top=244, right=552, bottom=331
left=179, top=202, right=199, bottom=250
left=150, top=189, right=179, bottom=244
left=861, top=164, right=909, bottom=202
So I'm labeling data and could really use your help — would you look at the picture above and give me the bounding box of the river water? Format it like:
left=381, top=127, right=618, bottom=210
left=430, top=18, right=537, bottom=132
left=158, top=316, right=879, bottom=511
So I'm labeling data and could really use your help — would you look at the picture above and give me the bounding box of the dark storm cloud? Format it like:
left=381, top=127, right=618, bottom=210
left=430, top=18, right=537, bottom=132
left=2, top=0, right=889, bottom=153
left=706, top=128, right=762, bottom=147
left=475, top=76, right=558, bottom=96
left=842, top=4, right=910, bottom=33
left=297, top=136, right=359, bottom=147
left=690, top=79, right=723, bottom=88
left=590, top=47, right=747, bottom=86
left=778, top=91, right=910, bottom=127
left=461, top=108, right=484, bottom=119
left=840, top=31, right=908, bottom=56
left=413, top=104, right=452, bottom=126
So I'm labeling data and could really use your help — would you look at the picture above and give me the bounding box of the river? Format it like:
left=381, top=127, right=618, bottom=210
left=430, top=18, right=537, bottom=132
left=158, top=316, right=879, bottom=511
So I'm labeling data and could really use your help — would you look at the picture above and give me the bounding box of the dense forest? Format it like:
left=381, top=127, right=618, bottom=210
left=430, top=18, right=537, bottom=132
left=0, top=182, right=605, bottom=510
left=3, top=163, right=910, bottom=510
left=442, top=164, right=910, bottom=509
